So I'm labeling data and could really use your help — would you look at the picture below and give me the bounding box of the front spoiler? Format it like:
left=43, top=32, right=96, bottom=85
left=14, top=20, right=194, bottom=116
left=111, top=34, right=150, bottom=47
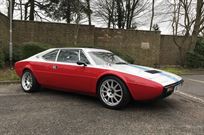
left=159, top=79, right=184, bottom=98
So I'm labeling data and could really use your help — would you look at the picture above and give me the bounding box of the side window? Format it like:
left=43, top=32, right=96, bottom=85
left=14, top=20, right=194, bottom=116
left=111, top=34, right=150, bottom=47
left=80, top=51, right=90, bottom=64
left=57, top=49, right=79, bottom=63
left=42, top=49, right=59, bottom=61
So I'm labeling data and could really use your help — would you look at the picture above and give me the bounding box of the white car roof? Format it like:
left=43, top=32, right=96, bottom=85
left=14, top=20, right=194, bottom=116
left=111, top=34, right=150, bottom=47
left=49, top=48, right=111, bottom=53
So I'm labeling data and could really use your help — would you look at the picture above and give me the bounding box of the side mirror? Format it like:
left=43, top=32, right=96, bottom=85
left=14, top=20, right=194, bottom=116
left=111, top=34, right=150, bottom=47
left=77, top=61, right=87, bottom=66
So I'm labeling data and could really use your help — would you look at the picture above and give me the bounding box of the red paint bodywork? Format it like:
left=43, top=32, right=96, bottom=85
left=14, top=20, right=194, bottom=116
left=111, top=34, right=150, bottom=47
left=15, top=61, right=164, bottom=100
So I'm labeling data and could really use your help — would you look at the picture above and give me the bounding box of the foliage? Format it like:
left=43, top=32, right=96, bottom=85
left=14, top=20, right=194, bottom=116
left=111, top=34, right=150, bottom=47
left=18, top=42, right=52, bottom=60
left=152, top=24, right=160, bottom=31
left=171, top=0, right=204, bottom=66
left=186, top=39, right=204, bottom=68
left=2, top=42, right=52, bottom=65
left=93, top=0, right=150, bottom=29
left=40, top=0, right=90, bottom=23
left=194, top=39, right=204, bottom=55
left=0, top=48, right=5, bottom=69
left=2, top=44, right=21, bottom=65
left=160, top=67, right=189, bottom=75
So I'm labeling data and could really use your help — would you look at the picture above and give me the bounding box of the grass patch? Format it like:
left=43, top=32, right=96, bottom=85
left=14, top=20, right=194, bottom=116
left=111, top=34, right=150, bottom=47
left=160, top=67, right=189, bottom=75
left=0, top=68, right=19, bottom=81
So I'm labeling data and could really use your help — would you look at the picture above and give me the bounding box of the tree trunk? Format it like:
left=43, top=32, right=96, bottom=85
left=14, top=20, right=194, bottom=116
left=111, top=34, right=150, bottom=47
left=29, top=0, right=35, bottom=21
left=128, top=0, right=138, bottom=29
left=74, top=0, right=80, bottom=46
left=126, top=0, right=130, bottom=29
left=189, top=0, right=203, bottom=51
left=108, top=13, right=111, bottom=28
left=116, top=0, right=123, bottom=28
left=24, top=1, right=29, bottom=20
left=65, top=0, right=71, bottom=23
left=19, top=0, right=23, bottom=20
left=86, top=0, right=91, bottom=26
left=110, top=0, right=115, bottom=28
left=150, top=0, right=155, bottom=31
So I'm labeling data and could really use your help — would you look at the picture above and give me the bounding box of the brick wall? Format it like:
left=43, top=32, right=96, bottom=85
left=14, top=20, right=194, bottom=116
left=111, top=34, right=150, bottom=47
left=0, top=13, right=9, bottom=48
left=0, top=13, right=196, bottom=66
left=159, top=35, right=193, bottom=65
left=94, top=28, right=161, bottom=66
left=13, top=20, right=95, bottom=47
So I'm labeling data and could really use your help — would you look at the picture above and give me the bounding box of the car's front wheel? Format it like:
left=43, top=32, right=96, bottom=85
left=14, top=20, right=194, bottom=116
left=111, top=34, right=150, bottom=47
left=21, top=70, right=39, bottom=92
left=98, top=76, right=131, bottom=109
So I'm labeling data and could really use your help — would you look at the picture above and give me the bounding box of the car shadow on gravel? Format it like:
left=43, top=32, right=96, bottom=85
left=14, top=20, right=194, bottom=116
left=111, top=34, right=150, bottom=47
left=33, top=87, right=177, bottom=111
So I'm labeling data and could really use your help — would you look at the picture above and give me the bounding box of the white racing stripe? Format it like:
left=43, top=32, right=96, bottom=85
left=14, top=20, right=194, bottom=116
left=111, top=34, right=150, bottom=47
left=176, top=91, right=204, bottom=104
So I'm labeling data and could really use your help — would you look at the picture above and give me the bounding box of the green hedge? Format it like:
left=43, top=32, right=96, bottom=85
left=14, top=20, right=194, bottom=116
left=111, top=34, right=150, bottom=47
left=2, top=42, right=53, bottom=65
left=186, top=39, right=204, bottom=68
left=2, top=44, right=21, bottom=65
left=18, top=42, right=52, bottom=60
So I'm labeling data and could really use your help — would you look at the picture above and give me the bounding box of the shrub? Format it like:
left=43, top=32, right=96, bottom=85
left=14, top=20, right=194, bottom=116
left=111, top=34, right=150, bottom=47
left=2, top=42, right=52, bottom=65
left=186, top=39, right=204, bottom=68
left=18, top=42, right=52, bottom=60
left=194, top=39, right=204, bottom=55
left=0, top=48, right=5, bottom=69
left=2, top=44, right=21, bottom=65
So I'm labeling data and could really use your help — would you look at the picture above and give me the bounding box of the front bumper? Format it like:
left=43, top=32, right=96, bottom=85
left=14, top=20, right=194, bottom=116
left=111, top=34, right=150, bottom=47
left=159, top=79, right=184, bottom=98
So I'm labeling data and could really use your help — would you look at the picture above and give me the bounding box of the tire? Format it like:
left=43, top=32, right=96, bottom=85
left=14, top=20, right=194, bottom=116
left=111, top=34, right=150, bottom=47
left=97, top=76, right=131, bottom=109
left=21, top=70, right=39, bottom=92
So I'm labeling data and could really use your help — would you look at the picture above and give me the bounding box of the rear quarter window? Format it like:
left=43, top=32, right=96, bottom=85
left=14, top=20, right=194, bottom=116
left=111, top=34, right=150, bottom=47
left=42, top=49, right=59, bottom=61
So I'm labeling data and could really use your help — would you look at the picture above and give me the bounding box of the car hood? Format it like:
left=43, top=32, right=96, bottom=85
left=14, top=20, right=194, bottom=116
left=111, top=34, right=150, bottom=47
left=100, top=64, right=182, bottom=86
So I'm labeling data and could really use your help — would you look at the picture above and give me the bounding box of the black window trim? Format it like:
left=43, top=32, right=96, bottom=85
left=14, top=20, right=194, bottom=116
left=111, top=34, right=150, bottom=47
left=55, top=49, right=91, bottom=65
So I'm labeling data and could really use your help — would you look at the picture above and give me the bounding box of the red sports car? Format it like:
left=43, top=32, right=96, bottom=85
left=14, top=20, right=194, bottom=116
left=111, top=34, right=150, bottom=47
left=15, top=48, right=183, bottom=109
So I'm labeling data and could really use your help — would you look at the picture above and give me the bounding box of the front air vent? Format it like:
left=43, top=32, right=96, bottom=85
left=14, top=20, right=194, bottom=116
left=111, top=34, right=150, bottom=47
left=145, top=70, right=161, bottom=74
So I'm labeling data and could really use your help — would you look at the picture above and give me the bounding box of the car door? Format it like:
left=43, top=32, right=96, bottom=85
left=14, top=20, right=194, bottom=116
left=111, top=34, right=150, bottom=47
left=31, top=49, right=60, bottom=88
left=52, top=49, right=97, bottom=93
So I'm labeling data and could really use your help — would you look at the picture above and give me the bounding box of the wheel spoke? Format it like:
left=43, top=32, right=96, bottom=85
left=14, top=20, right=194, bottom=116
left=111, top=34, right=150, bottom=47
left=115, top=89, right=122, bottom=92
left=103, top=94, right=108, bottom=98
left=113, top=96, right=119, bottom=102
left=107, top=97, right=110, bottom=102
left=101, top=89, right=106, bottom=93
left=110, top=97, right=114, bottom=103
left=102, top=85, right=109, bottom=91
left=113, top=84, right=119, bottom=89
left=111, top=80, right=114, bottom=88
left=115, top=93, right=122, bottom=98
left=106, top=81, right=111, bottom=88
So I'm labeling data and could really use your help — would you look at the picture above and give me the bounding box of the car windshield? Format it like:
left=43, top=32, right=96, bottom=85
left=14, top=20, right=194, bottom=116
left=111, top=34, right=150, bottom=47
left=89, top=51, right=128, bottom=65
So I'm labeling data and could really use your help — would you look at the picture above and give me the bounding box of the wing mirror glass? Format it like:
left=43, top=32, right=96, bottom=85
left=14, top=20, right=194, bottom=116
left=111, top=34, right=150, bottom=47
left=77, top=61, right=87, bottom=66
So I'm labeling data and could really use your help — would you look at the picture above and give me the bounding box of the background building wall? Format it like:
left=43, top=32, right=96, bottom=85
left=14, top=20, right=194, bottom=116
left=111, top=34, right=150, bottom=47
left=0, top=13, right=9, bottom=48
left=0, top=13, right=196, bottom=66
left=159, top=35, right=193, bottom=65
left=94, top=28, right=161, bottom=66
left=13, top=20, right=95, bottom=47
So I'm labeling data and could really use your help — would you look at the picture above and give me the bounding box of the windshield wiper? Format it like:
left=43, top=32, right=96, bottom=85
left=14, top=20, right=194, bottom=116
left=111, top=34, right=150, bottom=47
left=115, top=62, right=128, bottom=65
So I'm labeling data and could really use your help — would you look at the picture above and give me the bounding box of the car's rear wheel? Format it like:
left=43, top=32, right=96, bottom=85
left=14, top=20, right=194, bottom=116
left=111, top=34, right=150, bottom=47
left=21, top=70, right=39, bottom=92
left=98, top=76, right=131, bottom=109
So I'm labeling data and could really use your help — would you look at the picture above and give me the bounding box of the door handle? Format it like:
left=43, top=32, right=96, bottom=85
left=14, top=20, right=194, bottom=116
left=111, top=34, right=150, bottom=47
left=53, top=65, right=58, bottom=70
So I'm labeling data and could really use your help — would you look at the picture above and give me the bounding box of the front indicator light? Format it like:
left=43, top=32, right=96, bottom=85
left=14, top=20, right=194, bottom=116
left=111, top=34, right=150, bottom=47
left=167, top=86, right=174, bottom=92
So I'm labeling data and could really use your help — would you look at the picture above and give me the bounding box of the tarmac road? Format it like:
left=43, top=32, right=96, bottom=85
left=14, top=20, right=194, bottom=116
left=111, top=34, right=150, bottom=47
left=0, top=75, right=203, bottom=135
